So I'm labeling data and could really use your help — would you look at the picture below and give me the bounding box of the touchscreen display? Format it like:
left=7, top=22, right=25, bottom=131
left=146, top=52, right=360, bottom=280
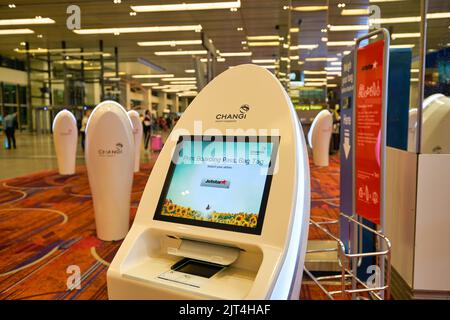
left=153, top=136, right=279, bottom=234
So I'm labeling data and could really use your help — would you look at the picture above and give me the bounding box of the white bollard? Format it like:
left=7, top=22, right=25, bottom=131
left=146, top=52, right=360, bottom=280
left=127, top=110, right=143, bottom=173
left=308, top=110, right=333, bottom=167
left=85, top=100, right=134, bottom=241
left=52, top=109, right=78, bottom=175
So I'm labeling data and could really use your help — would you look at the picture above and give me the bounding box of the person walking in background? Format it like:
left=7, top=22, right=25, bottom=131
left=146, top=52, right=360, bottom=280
left=4, top=111, right=17, bottom=149
left=143, top=110, right=152, bottom=153
left=80, top=110, right=91, bottom=151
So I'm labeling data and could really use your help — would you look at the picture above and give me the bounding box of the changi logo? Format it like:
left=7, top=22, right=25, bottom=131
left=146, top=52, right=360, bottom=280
left=98, top=142, right=123, bottom=157
left=200, top=178, right=230, bottom=189
left=240, top=104, right=250, bottom=113
left=60, top=128, right=73, bottom=136
left=215, top=104, right=250, bottom=121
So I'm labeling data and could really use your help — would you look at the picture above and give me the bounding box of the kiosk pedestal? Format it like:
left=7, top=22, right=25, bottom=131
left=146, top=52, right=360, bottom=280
left=107, top=64, right=310, bottom=299
left=128, top=110, right=143, bottom=172
left=308, top=110, right=333, bottom=166
left=85, top=101, right=134, bottom=241
left=52, top=109, right=78, bottom=175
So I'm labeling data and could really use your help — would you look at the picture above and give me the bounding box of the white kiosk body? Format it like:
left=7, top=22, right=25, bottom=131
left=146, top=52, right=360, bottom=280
left=52, top=109, right=78, bottom=175
left=308, top=109, right=333, bottom=166
left=85, top=100, right=135, bottom=241
left=421, top=94, right=450, bottom=154
left=128, top=110, right=143, bottom=172
left=107, top=64, right=310, bottom=300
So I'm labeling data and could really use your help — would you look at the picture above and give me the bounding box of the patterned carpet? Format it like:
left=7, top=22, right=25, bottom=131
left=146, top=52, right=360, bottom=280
left=0, top=153, right=340, bottom=300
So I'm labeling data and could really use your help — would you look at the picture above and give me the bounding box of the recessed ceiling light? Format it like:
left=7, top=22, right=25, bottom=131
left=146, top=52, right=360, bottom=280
left=290, top=44, right=319, bottom=50
left=252, top=59, right=276, bottom=63
left=392, top=32, right=421, bottom=39
left=129, top=11, right=137, bottom=16
left=237, top=27, right=243, bottom=31
left=305, top=57, right=336, bottom=62
left=74, top=25, right=202, bottom=35
left=427, top=12, right=450, bottom=19
left=8, top=4, right=16, bottom=8
left=292, top=6, right=328, bottom=12
left=63, top=51, right=111, bottom=57
left=246, top=35, right=280, bottom=41
left=154, top=50, right=207, bottom=56
left=329, top=25, right=369, bottom=31
left=0, top=17, right=55, bottom=26
left=327, top=41, right=355, bottom=46
left=162, top=77, right=196, bottom=81
left=304, top=82, right=327, bottom=87
left=0, top=28, right=34, bottom=35
left=390, top=44, right=415, bottom=49
left=370, top=13, right=450, bottom=24
left=220, top=52, right=252, bottom=57
left=137, top=40, right=202, bottom=46
left=303, top=70, right=327, bottom=75
left=304, top=78, right=328, bottom=82
left=37, top=34, right=43, bottom=38
left=341, top=8, right=370, bottom=16
left=170, top=81, right=197, bottom=85
left=132, top=74, right=174, bottom=78
left=132, top=1, right=241, bottom=12
left=260, top=65, right=276, bottom=69
left=248, top=41, right=279, bottom=47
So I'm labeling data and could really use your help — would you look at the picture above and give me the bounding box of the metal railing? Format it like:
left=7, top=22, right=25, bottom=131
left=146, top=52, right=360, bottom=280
left=304, top=213, right=392, bottom=300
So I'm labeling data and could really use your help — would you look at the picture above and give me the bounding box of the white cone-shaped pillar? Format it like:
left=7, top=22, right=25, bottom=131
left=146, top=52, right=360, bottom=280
left=85, top=101, right=135, bottom=241
left=52, top=109, right=78, bottom=175
left=127, top=110, right=143, bottom=172
left=308, top=110, right=333, bottom=166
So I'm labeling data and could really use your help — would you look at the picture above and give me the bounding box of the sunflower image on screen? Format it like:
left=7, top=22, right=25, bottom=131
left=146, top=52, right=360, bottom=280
left=162, top=199, right=259, bottom=228
left=154, top=136, right=277, bottom=234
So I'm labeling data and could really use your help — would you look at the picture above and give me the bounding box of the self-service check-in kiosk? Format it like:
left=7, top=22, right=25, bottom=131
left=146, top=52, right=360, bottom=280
left=85, top=100, right=135, bottom=241
left=308, top=109, right=333, bottom=166
left=107, top=64, right=310, bottom=299
left=128, top=110, right=143, bottom=172
left=407, top=94, right=450, bottom=154
left=421, top=93, right=450, bottom=154
left=52, top=109, right=78, bottom=175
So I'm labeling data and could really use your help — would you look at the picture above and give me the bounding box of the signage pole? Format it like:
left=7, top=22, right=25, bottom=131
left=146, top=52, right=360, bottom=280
left=352, top=28, right=390, bottom=299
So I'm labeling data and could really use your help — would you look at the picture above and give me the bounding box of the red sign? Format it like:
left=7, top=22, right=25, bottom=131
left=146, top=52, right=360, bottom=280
left=355, top=40, right=385, bottom=224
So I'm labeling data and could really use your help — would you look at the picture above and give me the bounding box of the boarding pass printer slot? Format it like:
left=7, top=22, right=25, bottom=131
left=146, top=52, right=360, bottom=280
left=167, top=238, right=240, bottom=266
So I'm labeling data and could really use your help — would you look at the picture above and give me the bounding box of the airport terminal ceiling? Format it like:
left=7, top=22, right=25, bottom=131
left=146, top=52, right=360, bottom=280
left=0, top=0, right=448, bottom=83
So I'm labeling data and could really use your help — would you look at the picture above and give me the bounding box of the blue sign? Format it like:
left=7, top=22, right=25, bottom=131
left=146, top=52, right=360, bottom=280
left=340, top=52, right=375, bottom=281
left=339, top=52, right=354, bottom=252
